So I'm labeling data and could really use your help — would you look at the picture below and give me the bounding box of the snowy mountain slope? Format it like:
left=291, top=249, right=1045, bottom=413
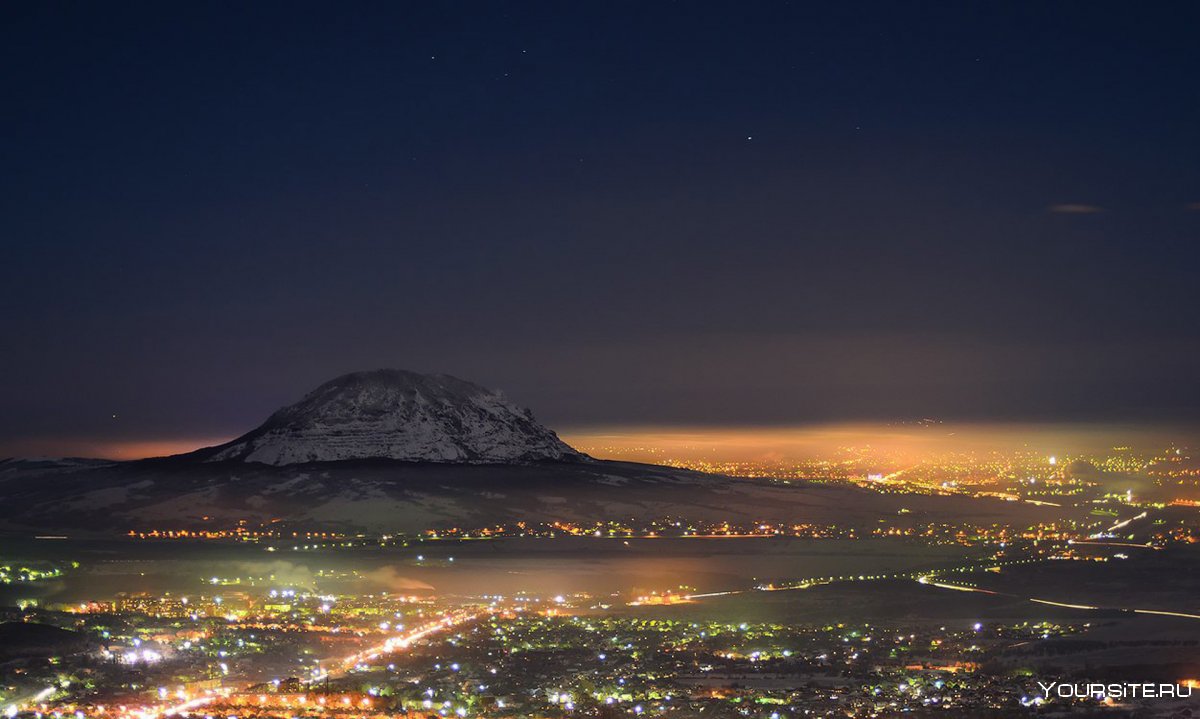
left=194, top=370, right=582, bottom=465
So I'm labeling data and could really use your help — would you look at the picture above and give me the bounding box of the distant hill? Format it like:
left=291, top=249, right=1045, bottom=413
left=0, top=454, right=1057, bottom=535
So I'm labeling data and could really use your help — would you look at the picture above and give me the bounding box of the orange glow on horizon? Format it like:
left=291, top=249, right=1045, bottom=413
left=561, top=422, right=1198, bottom=464
left=2, top=421, right=1194, bottom=463
left=0, top=436, right=231, bottom=461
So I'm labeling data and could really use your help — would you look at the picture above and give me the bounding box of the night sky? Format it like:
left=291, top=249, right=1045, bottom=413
left=3, top=2, right=1199, bottom=455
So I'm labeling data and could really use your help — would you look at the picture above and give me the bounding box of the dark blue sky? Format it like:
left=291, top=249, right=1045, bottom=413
left=3, top=1, right=1199, bottom=453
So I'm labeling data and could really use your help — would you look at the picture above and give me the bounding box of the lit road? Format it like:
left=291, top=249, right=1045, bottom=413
left=8, top=607, right=488, bottom=719
left=306, top=607, right=486, bottom=683
left=915, top=575, right=1200, bottom=621
left=669, top=557, right=1053, bottom=604
left=1089, top=511, right=1148, bottom=539
left=156, top=607, right=486, bottom=718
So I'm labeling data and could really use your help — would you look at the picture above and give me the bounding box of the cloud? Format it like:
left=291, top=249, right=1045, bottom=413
left=1048, top=203, right=1104, bottom=214
left=1186, top=202, right=1200, bottom=211
left=361, top=566, right=436, bottom=592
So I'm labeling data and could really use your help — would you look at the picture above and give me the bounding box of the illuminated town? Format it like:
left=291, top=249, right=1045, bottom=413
left=5, top=440, right=1200, bottom=718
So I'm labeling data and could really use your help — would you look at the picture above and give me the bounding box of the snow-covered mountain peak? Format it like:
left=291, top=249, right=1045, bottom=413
left=202, top=369, right=583, bottom=465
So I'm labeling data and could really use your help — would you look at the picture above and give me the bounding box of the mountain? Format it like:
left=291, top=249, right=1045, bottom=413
left=0, top=370, right=1060, bottom=536
left=191, top=370, right=583, bottom=465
